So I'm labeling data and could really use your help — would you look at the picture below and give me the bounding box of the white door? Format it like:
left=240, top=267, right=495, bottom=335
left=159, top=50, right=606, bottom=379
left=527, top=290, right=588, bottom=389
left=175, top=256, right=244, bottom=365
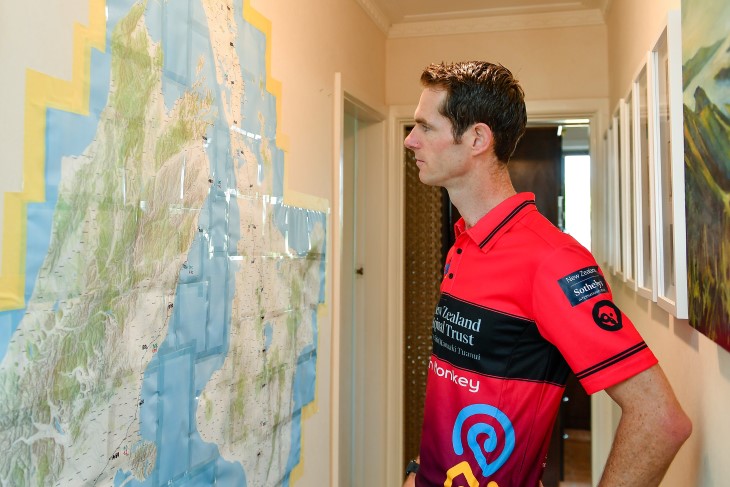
left=338, top=97, right=387, bottom=487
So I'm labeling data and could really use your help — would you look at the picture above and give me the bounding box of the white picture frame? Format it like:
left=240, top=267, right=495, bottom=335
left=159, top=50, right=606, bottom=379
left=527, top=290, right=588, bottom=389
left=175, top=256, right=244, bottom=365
left=600, top=130, right=611, bottom=269
left=632, top=59, right=657, bottom=301
left=648, top=10, right=688, bottom=319
left=620, top=93, right=637, bottom=289
left=610, top=109, right=624, bottom=278
left=605, top=125, right=616, bottom=274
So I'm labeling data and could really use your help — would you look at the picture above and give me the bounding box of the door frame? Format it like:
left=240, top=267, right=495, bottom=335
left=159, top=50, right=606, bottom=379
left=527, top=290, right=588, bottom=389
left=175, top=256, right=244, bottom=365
left=331, top=73, right=388, bottom=486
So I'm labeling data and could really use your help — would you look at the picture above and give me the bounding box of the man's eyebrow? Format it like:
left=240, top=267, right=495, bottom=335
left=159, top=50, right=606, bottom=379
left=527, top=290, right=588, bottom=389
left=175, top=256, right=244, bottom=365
left=414, top=117, right=428, bottom=125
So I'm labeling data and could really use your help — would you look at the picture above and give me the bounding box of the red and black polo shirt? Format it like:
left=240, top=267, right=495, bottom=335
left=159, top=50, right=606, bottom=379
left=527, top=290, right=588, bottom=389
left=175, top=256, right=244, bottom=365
left=416, top=192, right=657, bottom=487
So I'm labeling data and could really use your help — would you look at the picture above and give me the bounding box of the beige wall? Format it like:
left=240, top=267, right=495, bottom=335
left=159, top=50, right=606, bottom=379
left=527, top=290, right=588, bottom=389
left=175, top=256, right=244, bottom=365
left=601, top=1, right=730, bottom=486
left=387, top=24, right=609, bottom=106
left=246, top=2, right=387, bottom=485
left=606, top=0, right=680, bottom=109
left=607, top=276, right=730, bottom=486
left=251, top=0, right=386, bottom=202
left=0, top=2, right=91, bottom=259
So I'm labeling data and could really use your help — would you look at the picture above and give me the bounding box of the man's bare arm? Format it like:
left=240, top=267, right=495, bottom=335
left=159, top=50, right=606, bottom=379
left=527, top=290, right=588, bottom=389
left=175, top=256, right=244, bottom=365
left=599, top=364, right=692, bottom=486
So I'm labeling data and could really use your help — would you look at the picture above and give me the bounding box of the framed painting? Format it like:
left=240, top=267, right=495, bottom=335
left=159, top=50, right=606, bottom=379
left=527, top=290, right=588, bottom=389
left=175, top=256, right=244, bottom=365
left=682, top=1, right=730, bottom=348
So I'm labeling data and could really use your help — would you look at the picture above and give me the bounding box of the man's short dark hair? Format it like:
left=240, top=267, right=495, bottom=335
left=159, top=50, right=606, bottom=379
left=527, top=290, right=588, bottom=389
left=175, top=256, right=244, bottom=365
left=420, top=61, right=527, bottom=163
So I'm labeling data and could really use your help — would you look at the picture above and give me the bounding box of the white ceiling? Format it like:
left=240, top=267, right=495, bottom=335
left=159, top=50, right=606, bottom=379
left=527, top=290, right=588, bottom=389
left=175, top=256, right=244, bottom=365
left=371, top=0, right=611, bottom=24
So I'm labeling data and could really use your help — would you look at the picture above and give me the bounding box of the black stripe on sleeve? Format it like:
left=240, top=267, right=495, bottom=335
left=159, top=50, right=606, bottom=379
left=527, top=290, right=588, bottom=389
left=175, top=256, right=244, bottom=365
left=575, top=342, right=649, bottom=381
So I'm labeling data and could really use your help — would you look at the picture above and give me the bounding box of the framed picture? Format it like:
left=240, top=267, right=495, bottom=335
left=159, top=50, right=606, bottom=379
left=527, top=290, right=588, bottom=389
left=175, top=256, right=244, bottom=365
left=632, top=61, right=657, bottom=301
left=620, top=93, right=637, bottom=289
left=605, top=124, right=615, bottom=273
left=649, top=10, right=688, bottom=318
left=600, top=130, right=611, bottom=269
left=682, top=0, right=730, bottom=347
left=609, top=110, right=624, bottom=277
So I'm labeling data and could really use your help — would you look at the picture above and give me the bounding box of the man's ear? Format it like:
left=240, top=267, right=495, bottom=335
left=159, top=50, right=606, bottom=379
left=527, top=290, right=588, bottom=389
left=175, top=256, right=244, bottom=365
left=471, top=122, right=493, bottom=156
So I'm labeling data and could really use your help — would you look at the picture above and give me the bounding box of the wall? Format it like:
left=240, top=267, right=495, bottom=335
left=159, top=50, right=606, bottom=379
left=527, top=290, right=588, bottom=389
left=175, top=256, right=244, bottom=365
left=247, top=3, right=388, bottom=483
left=247, top=2, right=389, bottom=484
left=250, top=0, right=387, bottom=201
left=387, top=24, right=609, bottom=106
left=0, top=3, right=91, bottom=261
left=601, top=0, right=730, bottom=485
left=0, top=0, right=386, bottom=486
left=606, top=0, right=679, bottom=110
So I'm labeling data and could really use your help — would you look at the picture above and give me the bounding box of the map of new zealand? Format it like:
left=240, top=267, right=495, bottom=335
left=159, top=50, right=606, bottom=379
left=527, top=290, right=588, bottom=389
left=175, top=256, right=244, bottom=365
left=0, top=1, right=327, bottom=485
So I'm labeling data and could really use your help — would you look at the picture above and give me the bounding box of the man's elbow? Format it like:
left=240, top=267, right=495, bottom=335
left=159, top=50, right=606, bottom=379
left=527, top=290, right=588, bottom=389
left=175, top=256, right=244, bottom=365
left=663, top=405, right=692, bottom=452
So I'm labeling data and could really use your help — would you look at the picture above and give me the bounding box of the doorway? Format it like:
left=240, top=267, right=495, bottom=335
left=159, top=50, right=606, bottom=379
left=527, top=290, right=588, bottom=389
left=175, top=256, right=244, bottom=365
left=512, top=124, right=593, bottom=487
left=400, top=123, right=593, bottom=486
left=337, top=95, right=388, bottom=487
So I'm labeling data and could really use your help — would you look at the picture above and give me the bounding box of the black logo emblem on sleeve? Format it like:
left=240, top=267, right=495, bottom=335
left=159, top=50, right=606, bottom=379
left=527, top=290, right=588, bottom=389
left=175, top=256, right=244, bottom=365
left=592, top=300, right=623, bottom=331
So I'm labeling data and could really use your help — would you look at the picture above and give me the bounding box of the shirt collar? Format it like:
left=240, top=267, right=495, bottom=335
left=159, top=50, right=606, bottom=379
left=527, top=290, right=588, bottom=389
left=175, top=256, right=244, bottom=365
left=454, top=192, right=537, bottom=251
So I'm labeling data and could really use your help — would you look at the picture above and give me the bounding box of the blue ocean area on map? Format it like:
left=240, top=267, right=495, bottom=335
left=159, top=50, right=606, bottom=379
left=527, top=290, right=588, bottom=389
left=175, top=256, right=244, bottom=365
left=136, top=0, right=323, bottom=485
left=2, top=0, right=324, bottom=485
left=283, top=307, right=319, bottom=477
left=117, top=0, right=268, bottom=485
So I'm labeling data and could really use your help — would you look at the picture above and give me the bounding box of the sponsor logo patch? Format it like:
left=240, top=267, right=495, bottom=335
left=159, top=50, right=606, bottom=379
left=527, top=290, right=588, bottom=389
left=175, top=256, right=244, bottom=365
left=557, top=266, right=608, bottom=307
left=592, top=300, right=623, bottom=331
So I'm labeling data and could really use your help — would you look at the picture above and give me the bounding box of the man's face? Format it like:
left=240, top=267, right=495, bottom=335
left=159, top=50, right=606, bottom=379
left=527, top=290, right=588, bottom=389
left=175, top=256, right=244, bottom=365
left=404, top=88, right=472, bottom=188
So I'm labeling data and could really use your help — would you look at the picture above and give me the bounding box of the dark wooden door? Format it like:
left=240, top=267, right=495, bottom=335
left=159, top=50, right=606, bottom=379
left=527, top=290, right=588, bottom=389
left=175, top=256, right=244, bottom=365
left=509, top=126, right=564, bottom=228
left=511, top=127, right=563, bottom=487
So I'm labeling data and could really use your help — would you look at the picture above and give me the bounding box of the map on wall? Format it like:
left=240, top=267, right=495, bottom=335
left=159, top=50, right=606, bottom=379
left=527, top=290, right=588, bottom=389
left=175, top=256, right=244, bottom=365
left=0, top=0, right=327, bottom=485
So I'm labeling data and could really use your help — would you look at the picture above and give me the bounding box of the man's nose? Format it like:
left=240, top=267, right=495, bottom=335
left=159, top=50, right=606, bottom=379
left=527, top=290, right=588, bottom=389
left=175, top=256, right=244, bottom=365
left=404, top=129, right=417, bottom=150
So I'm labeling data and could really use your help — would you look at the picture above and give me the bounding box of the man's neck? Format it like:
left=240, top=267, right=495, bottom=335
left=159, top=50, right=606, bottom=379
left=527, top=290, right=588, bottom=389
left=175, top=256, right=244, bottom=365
left=447, top=164, right=516, bottom=229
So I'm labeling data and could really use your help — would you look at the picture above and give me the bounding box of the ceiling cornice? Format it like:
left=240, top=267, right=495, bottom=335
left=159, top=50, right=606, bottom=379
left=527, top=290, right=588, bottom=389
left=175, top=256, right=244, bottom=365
left=388, top=9, right=604, bottom=39
left=354, top=0, right=391, bottom=34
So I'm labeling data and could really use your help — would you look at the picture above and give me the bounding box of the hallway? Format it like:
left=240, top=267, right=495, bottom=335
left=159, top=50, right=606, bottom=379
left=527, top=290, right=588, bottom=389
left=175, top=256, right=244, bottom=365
left=560, top=429, right=591, bottom=487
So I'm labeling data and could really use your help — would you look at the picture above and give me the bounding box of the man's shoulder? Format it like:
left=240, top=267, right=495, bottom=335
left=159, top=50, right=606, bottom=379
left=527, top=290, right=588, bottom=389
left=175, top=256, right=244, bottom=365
left=510, top=209, right=582, bottom=251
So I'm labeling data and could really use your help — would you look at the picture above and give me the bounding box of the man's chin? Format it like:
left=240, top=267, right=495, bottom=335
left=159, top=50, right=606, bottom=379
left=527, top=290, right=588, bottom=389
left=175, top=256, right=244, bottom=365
left=417, top=173, right=440, bottom=187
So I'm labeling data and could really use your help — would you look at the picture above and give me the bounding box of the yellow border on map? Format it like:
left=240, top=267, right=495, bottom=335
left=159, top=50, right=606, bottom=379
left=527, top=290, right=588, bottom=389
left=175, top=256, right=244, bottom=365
left=242, top=1, right=329, bottom=484
left=242, top=0, right=329, bottom=214
left=0, top=0, right=106, bottom=310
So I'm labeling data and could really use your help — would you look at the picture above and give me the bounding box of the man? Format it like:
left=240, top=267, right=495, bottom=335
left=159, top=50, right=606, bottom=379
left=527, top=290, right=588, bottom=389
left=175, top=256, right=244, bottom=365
left=402, top=61, right=691, bottom=487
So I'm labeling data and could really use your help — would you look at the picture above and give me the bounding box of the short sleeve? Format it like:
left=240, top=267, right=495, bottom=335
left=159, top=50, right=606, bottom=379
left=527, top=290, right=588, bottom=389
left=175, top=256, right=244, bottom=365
left=531, top=244, right=657, bottom=394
